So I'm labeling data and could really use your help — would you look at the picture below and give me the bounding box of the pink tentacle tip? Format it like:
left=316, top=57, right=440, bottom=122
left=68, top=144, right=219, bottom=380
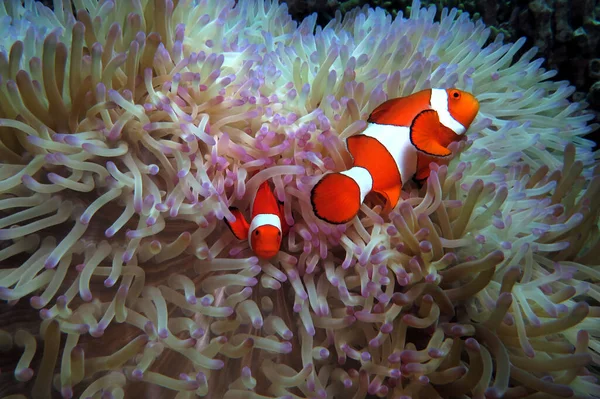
left=529, top=315, right=541, bottom=327
left=158, top=328, right=169, bottom=339
left=318, top=304, right=329, bottom=317
left=252, top=318, right=263, bottom=329
left=16, top=367, right=34, bottom=382
left=428, top=348, right=444, bottom=358
left=144, top=321, right=157, bottom=336
left=281, top=341, right=293, bottom=353
left=503, top=313, right=515, bottom=326
left=39, top=308, right=53, bottom=319
left=80, top=290, right=93, bottom=302
left=524, top=344, right=536, bottom=358
left=280, top=329, right=293, bottom=340
left=44, top=257, right=59, bottom=269
left=26, top=135, right=42, bottom=145
left=52, top=133, right=67, bottom=143
left=484, top=387, right=503, bottom=399
left=191, top=328, right=205, bottom=339
left=388, top=352, right=401, bottom=363
left=29, top=296, right=45, bottom=309
left=239, top=367, right=253, bottom=381
left=147, top=164, right=159, bottom=175
left=134, top=200, right=143, bottom=214
left=380, top=322, right=393, bottom=334
left=64, top=136, right=83, bottom=147
left=367, top=382, right=381, bottom=395
left=81, top=143, right=96, bottom=153
left=20, top=175, right=34, bottom=186
left=465, top=338, right=481, bottom=351
left=131, top=369, right=144, bottom=381
left=90, top=324, right=106, bottom=338
left=122, top=251, right=134, bottom=263
left=199, top=296, right=213, bottom=306
left=44, top=153, right=57, bottom=163
left=61, top=387, right=74, bottom=399
left=450, top=325, right=466, bottom=336
left=155, top=203, right=168, bottom=212
left=212, top=359, right=225, bottom=370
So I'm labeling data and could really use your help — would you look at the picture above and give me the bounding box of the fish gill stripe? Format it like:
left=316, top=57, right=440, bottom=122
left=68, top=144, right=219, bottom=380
left=430, top=88, right=466, bottom=135
left=248, top=213, right=281, bottom=247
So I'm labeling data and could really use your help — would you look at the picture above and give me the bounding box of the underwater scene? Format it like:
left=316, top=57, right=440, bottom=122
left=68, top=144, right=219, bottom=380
left=0, top=0, right=599, bottom=398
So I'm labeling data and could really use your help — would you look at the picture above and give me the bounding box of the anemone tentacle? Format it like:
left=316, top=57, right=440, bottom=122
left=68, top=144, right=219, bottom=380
left=0, top=0, right=599, bottom=398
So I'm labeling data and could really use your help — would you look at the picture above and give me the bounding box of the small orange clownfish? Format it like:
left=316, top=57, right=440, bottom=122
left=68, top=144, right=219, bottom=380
left=311, top=88, right=480, bottom=224
left=225, top=181, right=289, bottom=259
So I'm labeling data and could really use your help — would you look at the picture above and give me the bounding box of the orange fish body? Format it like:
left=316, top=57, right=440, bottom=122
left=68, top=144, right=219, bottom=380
left=226, top=181, right=289, bottom=259
left=311, top=88, right=480, bottom=224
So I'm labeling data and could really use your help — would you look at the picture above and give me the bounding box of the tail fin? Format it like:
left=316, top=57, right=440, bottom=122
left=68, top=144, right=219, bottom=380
left=310, top=167, right=373, bottom=224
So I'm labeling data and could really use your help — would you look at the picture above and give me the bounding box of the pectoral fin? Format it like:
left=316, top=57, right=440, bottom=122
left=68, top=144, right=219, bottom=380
left=225, top=207, right=250, bottom=240
left=410, top=110, right=452, bottom=157
left=373, top=184, right=402, bottom=213
left=414, top=167, right=431, bottom=183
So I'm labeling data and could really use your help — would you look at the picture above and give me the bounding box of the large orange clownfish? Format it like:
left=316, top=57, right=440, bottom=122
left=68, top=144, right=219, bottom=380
left=311, top=88, right=479, bottom=224
left=225, top=181, right=289, bottom=259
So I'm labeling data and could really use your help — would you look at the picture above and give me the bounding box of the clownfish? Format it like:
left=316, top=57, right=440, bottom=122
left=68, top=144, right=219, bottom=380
left=310, top=88, right=479, bottom=224
left=225, top=181, right=289, bottom=259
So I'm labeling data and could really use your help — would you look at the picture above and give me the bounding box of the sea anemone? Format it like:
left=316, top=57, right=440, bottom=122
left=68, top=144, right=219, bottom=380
left=0, top=0, right=599, bottom=398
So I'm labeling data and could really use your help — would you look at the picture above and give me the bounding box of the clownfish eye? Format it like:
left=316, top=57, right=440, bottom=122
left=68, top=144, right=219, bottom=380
left=450, top=90, right=461, bottom=100
left=254, top=230, right=259, bottom=236
left=277, top=231, right=281, bottom=237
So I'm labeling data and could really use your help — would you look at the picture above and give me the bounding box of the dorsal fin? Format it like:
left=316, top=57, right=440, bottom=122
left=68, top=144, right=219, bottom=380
left=252, top=181, right=279, bottom=218
left=277, top=201, right=290, bottom=235
left=368, top=89, right=432, bottom=126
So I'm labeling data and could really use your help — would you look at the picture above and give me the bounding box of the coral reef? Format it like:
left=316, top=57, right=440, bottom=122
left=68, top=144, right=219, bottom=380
left=0, top=0, right=599, bottom=398
left=516, top=0, right=600, bottom=102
